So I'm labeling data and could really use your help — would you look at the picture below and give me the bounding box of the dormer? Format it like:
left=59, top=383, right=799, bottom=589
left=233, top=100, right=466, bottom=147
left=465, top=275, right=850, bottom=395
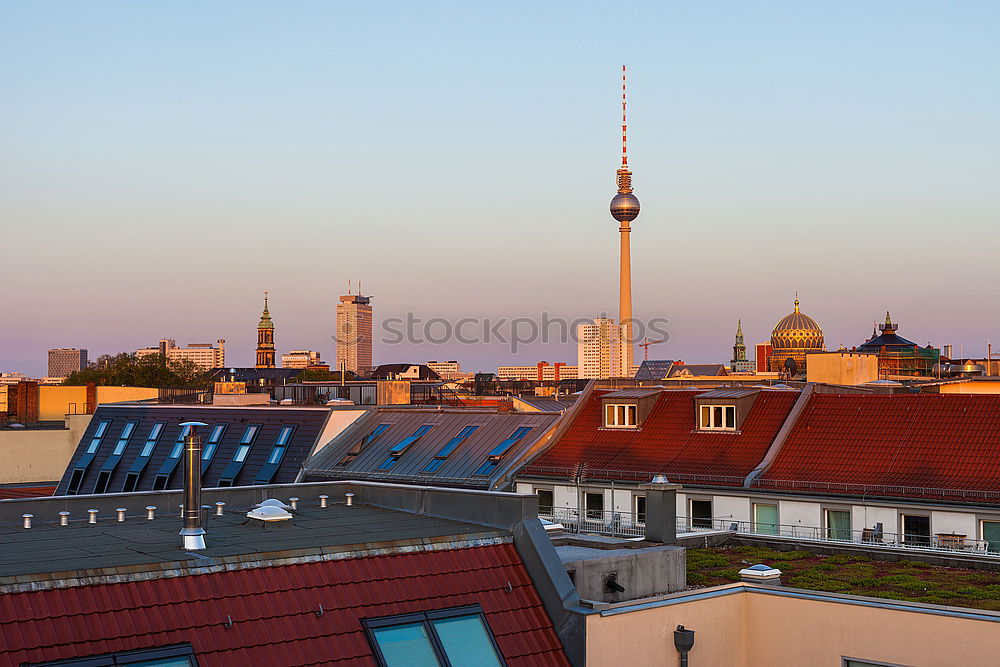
left=693, top=388, right=760, bottom=432
left=600, top=389, right=661, bottom=430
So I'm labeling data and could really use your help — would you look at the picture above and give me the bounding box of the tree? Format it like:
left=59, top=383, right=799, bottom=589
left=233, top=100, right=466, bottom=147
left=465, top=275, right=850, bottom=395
left=294, top=369, right=355, bottom=383
left=63, top=353, right=208, bottom=388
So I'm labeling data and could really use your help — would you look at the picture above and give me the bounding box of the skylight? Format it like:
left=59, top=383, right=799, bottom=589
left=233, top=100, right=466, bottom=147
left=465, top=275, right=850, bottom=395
left=422, top=425, right=479, bottom=473
left=474, top=426, right=533, bottom=476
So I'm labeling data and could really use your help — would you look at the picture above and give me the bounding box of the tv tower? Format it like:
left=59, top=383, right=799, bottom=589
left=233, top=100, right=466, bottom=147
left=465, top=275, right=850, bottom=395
left=610, top=65, right=640, bottom=373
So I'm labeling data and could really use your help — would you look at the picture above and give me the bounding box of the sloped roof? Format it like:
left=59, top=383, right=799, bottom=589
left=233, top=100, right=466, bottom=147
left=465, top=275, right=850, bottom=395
left=305, top=408, right=559, bottom=487
left=522, top=389, right=798, bottom=485
left=754, top=394, right=1000, bottom=501
left=0, top=539, right=566, bottom=666
left=858, top=331, right=921, bottom=352
left=669, top=364, right=728, bottom=377
left=634, top=360, right=674, bottom=381
left=55, top=405, right=335, bottom=495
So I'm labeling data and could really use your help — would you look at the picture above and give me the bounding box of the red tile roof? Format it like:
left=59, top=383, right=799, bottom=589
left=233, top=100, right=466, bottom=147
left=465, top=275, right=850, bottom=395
left=0, top=542, right=568, bottom=667
left=524, top=390, right=798, bottom=485
left=755, top=394, right=1000, bottom=501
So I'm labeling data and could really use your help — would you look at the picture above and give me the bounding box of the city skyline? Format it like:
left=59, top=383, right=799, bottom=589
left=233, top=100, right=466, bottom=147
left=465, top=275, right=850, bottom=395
left=4, top=2, right=999, bottom=375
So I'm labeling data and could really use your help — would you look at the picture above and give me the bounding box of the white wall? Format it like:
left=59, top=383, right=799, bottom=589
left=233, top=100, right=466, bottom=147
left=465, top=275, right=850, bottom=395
left=612, top=489, right=632, bottom=513
left=778, top=500, right=822, bottom=528
left=553, top=484, right=577, bottom=509
left=931, top=510, right=978, bottom=538
left=853, top=505, right=897, bottom=537
left=714, top=495, right=752, bottom=524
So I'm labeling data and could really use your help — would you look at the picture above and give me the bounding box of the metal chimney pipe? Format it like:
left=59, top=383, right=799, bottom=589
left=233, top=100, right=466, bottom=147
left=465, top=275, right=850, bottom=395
left=215, top=501, right=226, bottom=516
left=289, top=497, right=299, bottom=510
left=146, top=506, right=157, bottom=520
left=345, top=493, right=354, bottom=506
left=116, top=508, right=127, bottom=522
left=59, top=511, right=70, bottom=526
left=179, top=421, right=208, bottom=550
left=319, top=494, right=329, bottom=508
left=22, top=514, right=33, bottom=529
left=87, top=509, right=98, bottom=524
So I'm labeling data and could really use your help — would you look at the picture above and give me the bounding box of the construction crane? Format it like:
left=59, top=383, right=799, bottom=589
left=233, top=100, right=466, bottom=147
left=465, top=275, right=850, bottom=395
left=638, top=338, right=664, bottom=361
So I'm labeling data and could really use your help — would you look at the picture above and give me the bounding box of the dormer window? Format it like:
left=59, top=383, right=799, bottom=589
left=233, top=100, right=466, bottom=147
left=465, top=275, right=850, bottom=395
left=605, top=403, right=638, bottom=428
left=699, top=404, right=736, bottom=431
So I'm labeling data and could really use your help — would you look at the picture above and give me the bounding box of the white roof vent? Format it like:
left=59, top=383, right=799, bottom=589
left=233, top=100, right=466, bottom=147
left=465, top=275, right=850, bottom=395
left=253, top=498, right=292, bottom=511
left=247, top=505, right=294, bottom=522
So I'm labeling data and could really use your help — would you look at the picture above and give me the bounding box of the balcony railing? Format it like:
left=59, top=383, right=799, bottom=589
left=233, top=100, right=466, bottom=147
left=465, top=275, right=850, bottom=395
left=543, top=507, right=995, bottom=555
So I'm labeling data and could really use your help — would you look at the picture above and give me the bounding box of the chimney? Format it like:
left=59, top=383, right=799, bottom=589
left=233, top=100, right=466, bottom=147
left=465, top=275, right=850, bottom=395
left=179, top=421, right=209, bottom=550
left=14, top=382, right=40, bottom=424
left=85, top=382, right=97, bottom=414
left=640, top=476, right=683, bottom=544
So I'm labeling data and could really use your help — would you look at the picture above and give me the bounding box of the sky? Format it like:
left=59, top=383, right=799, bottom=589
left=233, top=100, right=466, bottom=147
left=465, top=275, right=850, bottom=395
left=3, top=1, right=999, bottom=376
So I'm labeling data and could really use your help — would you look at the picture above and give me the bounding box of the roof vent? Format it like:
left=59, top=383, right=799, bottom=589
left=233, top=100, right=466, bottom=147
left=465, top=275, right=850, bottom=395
left=253, top=498, right=293, bottom=511
left=246, top=505, right=294, bottom=522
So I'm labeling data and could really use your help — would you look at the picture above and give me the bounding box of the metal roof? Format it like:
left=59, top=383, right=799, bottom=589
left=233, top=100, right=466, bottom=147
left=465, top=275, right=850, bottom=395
left=600, top=388, right=664, bottom=399
left=694, top=388, right=761, bottom=399
left=304, top=408, right=560, bottom=487
left=54, top=405, right=339, bottom=495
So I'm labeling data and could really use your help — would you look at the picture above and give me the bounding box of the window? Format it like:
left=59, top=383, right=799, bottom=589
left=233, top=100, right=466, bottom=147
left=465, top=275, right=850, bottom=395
left=843, top=659, right=913, bottom=667
left=422, top=425, right=480, bottom=473
left=24, top=643, right=197, bottom=666
left=983, top=520, right=1000, bottom=553
left=253, top=425, right=297, bottom=484
left=634, top=495, right=646, bottom=524
left=536, top=489, right=553, bottom=516
left=111, top=422, right=137, bottom=456
left=699, top=405, right=736, bottom=430
left=139, top=424, right=165, bottom=458
left=690, top=499, right=713, bottom=528
left=753, top=503, right=778, bottom=535
left=474, top=426, right=533, bottom=476
left=378, top=425, right=435, bottom=470
left=902, top=514, right=930, bottom=546
left=217, top=424, right=262, bottom=487
left=604, top=403, right=637, bottom=428
left=86, top=420, right=112, bottom=454
left=364, top=605, right=505, bottom=667
left=584, top=492, right=604, bottom=520
left=233, top=444, right=251, bottom=462
left=339, top=423, right=391, bottom=466
left=825, top=509, right=852, bottom=541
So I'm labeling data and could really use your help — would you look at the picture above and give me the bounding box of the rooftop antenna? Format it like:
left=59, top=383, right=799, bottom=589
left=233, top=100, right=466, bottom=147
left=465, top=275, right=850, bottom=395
left=348, top=279, right=352, bottom=296
left=621, top=64, right=628, bottom=171
left=359, top=280, right=363, bottom=296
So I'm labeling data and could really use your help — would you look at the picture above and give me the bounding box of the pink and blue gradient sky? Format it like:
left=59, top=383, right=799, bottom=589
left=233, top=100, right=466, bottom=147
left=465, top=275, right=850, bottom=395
left=3, top=1, right=998, bottom=376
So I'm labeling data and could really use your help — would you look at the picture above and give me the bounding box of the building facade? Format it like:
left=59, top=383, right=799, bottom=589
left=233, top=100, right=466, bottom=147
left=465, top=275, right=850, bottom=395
left=858, top=312, right=939, bottom=377
left=577, top=318, right=628, bottom=379
left=281, top=350, right=323, bottom=369
left=136, top=339, right=225, bottom=371
left=497, top=362, right=579, bottom=381
left=336, top=293, right=373, bottom=375
left=48, top=348, right=88, bottom=378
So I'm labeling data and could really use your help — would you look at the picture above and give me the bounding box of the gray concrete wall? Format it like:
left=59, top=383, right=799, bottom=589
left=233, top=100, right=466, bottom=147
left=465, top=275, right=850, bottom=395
left=560, top=544, right=686, bottom=603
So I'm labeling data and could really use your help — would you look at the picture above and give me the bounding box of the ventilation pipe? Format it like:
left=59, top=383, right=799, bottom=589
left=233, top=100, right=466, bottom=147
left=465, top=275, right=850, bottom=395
left=674, top=625, right=695, bottom=667
left=179, top=421, right=208, bottom=550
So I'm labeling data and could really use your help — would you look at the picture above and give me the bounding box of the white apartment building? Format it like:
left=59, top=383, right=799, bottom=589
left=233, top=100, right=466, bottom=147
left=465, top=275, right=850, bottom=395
left=135, top=339, right=225, bottom=371
left=426, top=361, right=469, bottom=380
left=282, top=350, right=323, bottom=369
left=577, top=318, right=629, bottom=379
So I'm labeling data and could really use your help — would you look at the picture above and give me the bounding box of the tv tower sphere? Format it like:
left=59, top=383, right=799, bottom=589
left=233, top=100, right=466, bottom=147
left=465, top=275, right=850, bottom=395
left=611, top=190, right=640, bottom=222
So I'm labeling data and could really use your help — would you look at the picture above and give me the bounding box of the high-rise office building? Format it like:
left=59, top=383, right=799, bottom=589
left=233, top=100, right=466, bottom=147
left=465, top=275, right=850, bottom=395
left=48, top=348, right=88, bottom=378
left=336, top=292, right=373, bottom=375
left=577, top=318, right=629, bottom=379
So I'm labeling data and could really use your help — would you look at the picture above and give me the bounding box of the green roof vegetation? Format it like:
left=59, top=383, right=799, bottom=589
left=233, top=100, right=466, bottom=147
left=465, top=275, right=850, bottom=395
left=688, top=546, right=1000, bottom=611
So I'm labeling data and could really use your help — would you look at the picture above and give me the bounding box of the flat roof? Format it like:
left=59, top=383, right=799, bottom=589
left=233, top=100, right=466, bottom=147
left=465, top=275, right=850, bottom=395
left=0, top=500, right=503, bottom=586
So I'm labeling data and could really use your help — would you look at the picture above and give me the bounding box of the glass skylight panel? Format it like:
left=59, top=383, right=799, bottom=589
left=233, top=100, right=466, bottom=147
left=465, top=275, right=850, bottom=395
left=93, top=420, right=109, bottom=438
left=484, top=426, right=532, bottom=459
left=430, top=614, right=503, bottom=667
left=387, top=424, right=435, bottom=456
left=233, top=444, right=251, bottom=462
left=208, top=424, right=225, bottom=443
left=275, top=425, right=293, bottom=446
left=337, top=423, right=391, bottom=466
left=421, top=425, right=479, bottom=473
left=140, top=423, right=166, bottom=457
left=111, top=422, right=138, bottom=456
left=365, top=606, right=503, bottom=667
left=370, top=623, right=439, bottom=666
left=240, top=425, right=258, bottom=444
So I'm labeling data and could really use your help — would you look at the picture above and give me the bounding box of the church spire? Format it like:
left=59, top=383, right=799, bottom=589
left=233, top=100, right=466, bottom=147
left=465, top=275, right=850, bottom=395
left=255, top=291, right=275, bottom=368
left=733, top=319, right=747, bottom=362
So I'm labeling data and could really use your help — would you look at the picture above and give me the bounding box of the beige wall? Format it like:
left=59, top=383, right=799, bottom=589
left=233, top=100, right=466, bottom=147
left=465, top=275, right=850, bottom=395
left=0, top=414, right=92, bottom=484
left=586, top=585, right=1000, bottom=667
left=36, top=386, right=159, bottom=421
left=937, top=381, right=1000, bottom=394
left=806, top=352, right=878, bottom=385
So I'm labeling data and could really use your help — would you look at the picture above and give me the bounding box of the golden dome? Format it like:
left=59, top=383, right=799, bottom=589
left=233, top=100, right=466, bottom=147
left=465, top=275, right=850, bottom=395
left=771, top=298, right=824, bottom=350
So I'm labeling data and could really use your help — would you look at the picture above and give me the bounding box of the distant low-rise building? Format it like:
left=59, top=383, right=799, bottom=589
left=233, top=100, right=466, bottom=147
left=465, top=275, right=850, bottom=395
left=136, top=338, right=225, bottom=371
left=281, top=350, right=323, bottom=369
left=48, top=348, right=87, bottom=378
left=497, top=362, right=578, bottom=381
left=806, top=351, right=879, bottom=384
